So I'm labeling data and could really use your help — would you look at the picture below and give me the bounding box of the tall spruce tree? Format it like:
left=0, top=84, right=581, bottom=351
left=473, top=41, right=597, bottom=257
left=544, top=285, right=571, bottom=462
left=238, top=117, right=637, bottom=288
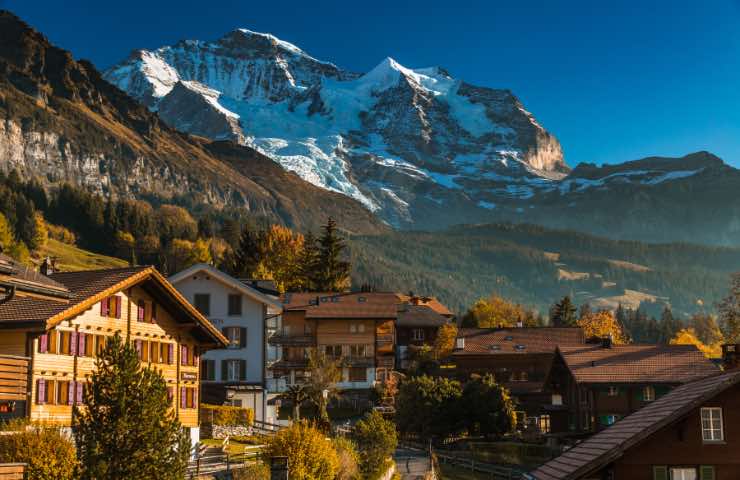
left=313, top=218, right=350, bottom=291
left=232, top=224, right=263, bottom=278
left=74, top=334, right=189, bottom=480
left=297, top=231, right=320, bottom=291
left=550, top=296, right=577, bottom=327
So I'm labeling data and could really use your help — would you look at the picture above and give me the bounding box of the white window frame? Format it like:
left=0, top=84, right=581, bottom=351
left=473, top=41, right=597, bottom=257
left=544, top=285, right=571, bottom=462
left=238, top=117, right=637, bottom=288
left=669, top=467, right=697, bottom=480
left=226, top=359, right=241, bottom=382
left=225, top=327, right=241, bottom=349
left=701, top=407, right=724, bottom=442
left=608, top=386, right=618, bottom=397
left=643, top=385, right=655, bottom=402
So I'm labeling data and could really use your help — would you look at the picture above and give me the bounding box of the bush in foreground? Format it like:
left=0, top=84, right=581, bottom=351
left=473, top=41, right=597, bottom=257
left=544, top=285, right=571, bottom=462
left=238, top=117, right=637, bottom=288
left=354, top=411, right=398, bottom=477
left=264, top=421, right=339, bottom=480
left=0, top=421, right=77, bottom=480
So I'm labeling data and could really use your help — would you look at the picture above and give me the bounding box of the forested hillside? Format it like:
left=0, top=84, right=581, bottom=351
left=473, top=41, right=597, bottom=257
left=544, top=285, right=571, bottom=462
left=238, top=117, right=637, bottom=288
left=349, top=224, right=740, bottom=315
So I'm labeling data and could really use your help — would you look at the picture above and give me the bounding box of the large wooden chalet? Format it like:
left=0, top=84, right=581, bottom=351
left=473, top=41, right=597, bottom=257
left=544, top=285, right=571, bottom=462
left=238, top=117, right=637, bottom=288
left=0, top=254, right=227, bottom=444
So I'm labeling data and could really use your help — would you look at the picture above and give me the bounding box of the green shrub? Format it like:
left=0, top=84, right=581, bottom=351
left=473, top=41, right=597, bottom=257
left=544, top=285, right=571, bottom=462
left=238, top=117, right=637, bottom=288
left=200, top=404, right=255, bottom=427
left=0, top=422, right=78, bottom=480
left=264, top=421, right=339, bottom=480
left=353, top=411, right=398, bottom=477
left=332, top=437, right=361, bottom=480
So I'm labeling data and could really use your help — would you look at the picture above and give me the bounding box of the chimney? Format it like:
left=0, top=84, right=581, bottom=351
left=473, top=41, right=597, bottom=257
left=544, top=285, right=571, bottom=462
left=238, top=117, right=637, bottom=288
left=601, top=333, right=613, bottom=349
left=40, top=257, right=53, bottom=276
left=455, top=337, right=465, bottom=350
left=722, top=344, right=739, bottom=370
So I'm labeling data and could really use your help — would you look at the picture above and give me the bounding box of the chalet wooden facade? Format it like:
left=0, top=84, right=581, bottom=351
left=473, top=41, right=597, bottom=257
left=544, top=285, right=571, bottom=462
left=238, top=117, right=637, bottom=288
left=530, top=370, right=740, bottom=480
left=268, top=292, right=403, bottom=396
left=0, top=254, right=227, bottom=443
left=395, top=295, right=453, bottom=370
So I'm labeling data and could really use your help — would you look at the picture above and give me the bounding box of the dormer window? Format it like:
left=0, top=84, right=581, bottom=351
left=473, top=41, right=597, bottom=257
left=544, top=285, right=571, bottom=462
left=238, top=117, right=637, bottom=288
left=701, top=407, right=724, bottom=443
left=643, top=386, right=655, bottom=402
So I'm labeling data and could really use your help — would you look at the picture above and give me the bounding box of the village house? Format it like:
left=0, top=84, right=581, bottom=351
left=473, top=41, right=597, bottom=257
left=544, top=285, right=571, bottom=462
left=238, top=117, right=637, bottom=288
left=0, top=254, right=227, bottom=446
left=529, top=369, right=740, bottom=480
left=446, top=327, right=586, bottom=433
left=395, top=296, right=453, bottom=370
left=168, top=264, right=283, bottom=424
left=268, top=292, right=400, bottom=400
left=554, top=342, right=720, bottom=433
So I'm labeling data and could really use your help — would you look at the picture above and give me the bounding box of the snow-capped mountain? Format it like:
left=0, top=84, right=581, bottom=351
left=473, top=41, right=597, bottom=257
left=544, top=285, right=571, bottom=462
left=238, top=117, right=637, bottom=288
left=105, top=28, right=567, bottom=227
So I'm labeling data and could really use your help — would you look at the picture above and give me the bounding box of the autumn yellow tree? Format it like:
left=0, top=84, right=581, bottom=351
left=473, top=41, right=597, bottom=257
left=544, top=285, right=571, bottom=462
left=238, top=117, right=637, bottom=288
left=253, top=225, right=305, bottom=292
left=670, top=328, right=722, bottom=358
left=461, top=295, right=538, bottom=328
left=433, top=323, right=458, bottom=359
left=577, top=310, right=627, bottom=344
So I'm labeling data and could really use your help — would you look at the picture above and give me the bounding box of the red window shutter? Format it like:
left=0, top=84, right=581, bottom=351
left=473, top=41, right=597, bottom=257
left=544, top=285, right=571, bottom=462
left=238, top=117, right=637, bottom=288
left=168, top=344, right=174, bottom=365
left=192, top=389, right=197, bottom=409
left=167, top=387, right=174, bottom=402
left=181, top=345, right=188, bottom=366
left=67, top=381, right=75, bottom=405
left=115, top=296, right=122, bottom=319
left=70, top=332, right=78, bottom=356
left=39, top=334, right=48, bottom=353
left=77, top=333, right=86, bottom=357
left=37, top=379, right=46, bottom=404
left=135, top=340, right=143, bottom=359
left=180, top=387, right=186, bottom=409
left=137, top=302, right=145, bottom=322
left=101, top=298, right=109, bottom=317
left=76, top=382, right=83, bottom=404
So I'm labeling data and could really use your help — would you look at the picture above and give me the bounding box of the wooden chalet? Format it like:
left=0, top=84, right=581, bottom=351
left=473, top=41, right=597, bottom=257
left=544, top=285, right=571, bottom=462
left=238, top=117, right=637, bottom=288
left=529, top=370, right=740, bottom=480
left=554, top=342, right=720, bottom=433
left=0, top=254, right=227, bottom=443
left=446, top=327, right=585, bottom=433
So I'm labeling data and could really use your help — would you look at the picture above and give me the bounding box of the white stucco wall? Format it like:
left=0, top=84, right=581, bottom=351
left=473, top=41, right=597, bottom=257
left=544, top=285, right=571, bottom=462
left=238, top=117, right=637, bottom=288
left=173, top=273, right=265, bottom=384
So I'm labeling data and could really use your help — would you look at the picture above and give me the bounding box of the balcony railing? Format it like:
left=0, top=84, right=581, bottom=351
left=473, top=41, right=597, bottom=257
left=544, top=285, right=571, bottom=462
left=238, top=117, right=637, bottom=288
left=376, top=356, right=395, bottom=368
left=376, top=334, right=394, bottom=345
left=268, top=332, right=315, bottom=346
left=343, top=356, right=374, bottom=367
left=0, top=355, right=29, bottom=402
left=269, top=359, right=309, bottom=370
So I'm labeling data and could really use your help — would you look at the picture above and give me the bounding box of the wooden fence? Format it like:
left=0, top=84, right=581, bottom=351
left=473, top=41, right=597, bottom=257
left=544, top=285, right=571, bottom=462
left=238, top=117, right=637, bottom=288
left=0, top=463, right=26, bottom=480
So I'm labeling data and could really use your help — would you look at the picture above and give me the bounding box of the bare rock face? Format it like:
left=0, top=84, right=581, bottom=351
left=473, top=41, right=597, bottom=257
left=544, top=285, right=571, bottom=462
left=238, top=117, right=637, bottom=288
left=105, top=34, right=569, bottom=228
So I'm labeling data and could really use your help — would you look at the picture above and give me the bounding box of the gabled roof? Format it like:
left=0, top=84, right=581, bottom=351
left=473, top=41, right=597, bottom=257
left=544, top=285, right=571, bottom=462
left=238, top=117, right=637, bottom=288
left=168, top=263, right=282, bottom=311
left=397, top=294, right=453, bottom=317
left=452, top=327, right=585, bottom=355
left=397, top=304, right=449, bottom=327
left=0, top=266, right=227, bottom=347
left=558, top=343, right=720, bottom=384
left=282, top=292, right=401, bottom=319
left=0, top=253, right=69, bottom=298
left=529, top=370, right=740, bottom=480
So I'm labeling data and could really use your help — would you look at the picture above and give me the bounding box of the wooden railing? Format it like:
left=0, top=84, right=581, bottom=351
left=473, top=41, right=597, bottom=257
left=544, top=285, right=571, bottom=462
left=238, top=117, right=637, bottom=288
left=0, top=356, right=29, bottom=402
left=0, top=463, right=26, bottom=480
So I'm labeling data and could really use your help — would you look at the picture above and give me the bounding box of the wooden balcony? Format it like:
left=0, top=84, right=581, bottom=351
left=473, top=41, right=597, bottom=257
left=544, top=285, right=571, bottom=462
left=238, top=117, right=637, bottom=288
left=376, top=334, right=394, bottom=345
left=269, top=359, right=309, bottom=371
left=343, top=356, right=374, bottom=368
left=0, top=355, right=29, bottom=402
left=268, top=333, right=315, bottom=346
left=376, top=356, right=395, bottom=369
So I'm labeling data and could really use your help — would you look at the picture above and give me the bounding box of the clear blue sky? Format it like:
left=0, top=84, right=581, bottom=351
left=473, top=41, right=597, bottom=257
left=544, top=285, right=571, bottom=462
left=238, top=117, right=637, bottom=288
left=5, top=0, right=740, bottom=168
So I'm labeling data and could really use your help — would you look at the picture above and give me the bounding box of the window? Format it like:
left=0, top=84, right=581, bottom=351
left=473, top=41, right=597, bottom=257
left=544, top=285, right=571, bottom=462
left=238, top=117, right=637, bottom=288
left=100, top=296, right=121, bottom=319
left=349, top=367, right=367, bottom=382
left=551, top=394, right=563, bottom=406
left=325, top=345, right=342, bottom=358
left=226, top=359, right=241, bottom=382
left=224, top=327, right=243, bottom=349
left=36, top=379, right=56, bottom=405
left=201, top=359, right=216, bottom=381
left=669, top=468, right=697, bottom=480
left=57, top=381, right=70, bottom=406
left=350, top=345, right=367, bottom=358
left=136, top=300, right=156, bottom=323
left=604, top=414, right=620, bottom=425
left=228, top=294, right=242, bottom=316
left=59, top=331, right=71, bottom=355
left=411, top=329, right=425, bottom=341
left=150, top=342, right=160, bottom=363
left=643, top=386, right=655, bottom=402
left=349, top=323, right=365, bottom=333
left=701, top=407, right=724, bottom=442
left=539, top=415, right=551, bottom=433
left=608, top=386, right=619, bottom=397
left=194, top=294, right=211, bottom=316
left=96, top=335, right=107, bottom=356
left=181, top=387, right=197, bottom=409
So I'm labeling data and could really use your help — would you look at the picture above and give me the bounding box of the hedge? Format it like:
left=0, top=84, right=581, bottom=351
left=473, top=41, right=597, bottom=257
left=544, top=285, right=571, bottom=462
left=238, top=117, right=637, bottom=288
left=200, top=404, right=255, bottom=427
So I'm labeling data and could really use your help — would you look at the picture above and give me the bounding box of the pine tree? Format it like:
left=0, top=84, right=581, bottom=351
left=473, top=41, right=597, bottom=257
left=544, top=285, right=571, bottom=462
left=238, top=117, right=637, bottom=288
left=550, top=296, right=577, bottom=327
left=297, top=231, right=320, bottom=291
left=74, top=334, right=189, bottom=480
left=313, top=218, right=350, bottom=292
left=232, top=225, right=263, bottom=278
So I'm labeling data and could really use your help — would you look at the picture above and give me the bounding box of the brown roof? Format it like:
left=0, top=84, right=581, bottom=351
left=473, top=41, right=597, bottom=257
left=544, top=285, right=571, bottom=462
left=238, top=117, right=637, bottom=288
left=0, top=266, right=227, bottom=346
left=453, top=328, right=585, bottom=355
left=529, top=370, right=740, bottom=480
left=0, top=253, right=69, bottom=297
left=397, top=304, right=449, bottom=327
left=397, top=294, right=453, bottom=317
left=558, top=344, right=720, bottom=384
left=282, top=292, right=401, bottom=319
